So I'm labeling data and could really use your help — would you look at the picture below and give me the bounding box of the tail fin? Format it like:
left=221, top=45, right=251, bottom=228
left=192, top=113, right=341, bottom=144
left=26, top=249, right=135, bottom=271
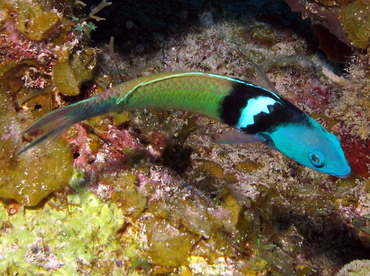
left=18, top=101, right=89, bottom=154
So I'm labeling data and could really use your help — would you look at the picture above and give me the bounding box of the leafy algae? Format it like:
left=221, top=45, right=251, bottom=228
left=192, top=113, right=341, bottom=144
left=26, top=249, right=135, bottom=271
left=0, top=90, right=73, bottom=206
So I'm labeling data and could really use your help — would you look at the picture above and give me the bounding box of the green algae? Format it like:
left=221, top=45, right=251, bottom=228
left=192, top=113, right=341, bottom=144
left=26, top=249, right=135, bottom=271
left=140, top=191, right=242, bottom=268
left=14, top=1, right=60, bottom=41
left=110, top=172, right=148, bottom=218
left=187, top=256, right=232, bottom=275
left=0, top=90, right=73, bottom=206
left=0, top=190, right=128, bottom=275
left=0, top=0, right=98, bottom=205
left=313, top=0, right=337, bottom=6
left=0, top=0, right=96, bottom=101
left=97, top=170, right=246, bottom=272
left=337, top=260, right=370, bottom=276
left=143, top=218, right=198, bottom=267
left=52, top=61, right=81, bottom=96
left=53, top=49, right=97, bottom=96
left=340, top=1, right=370, bottom=49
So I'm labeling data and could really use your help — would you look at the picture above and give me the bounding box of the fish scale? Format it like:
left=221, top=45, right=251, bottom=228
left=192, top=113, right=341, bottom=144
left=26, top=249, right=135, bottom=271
left=116, top=73, right=232, bottom=120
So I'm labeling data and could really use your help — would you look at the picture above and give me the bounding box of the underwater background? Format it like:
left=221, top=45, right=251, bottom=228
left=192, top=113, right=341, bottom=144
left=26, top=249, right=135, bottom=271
left=0, top=0, right=369, bottom=275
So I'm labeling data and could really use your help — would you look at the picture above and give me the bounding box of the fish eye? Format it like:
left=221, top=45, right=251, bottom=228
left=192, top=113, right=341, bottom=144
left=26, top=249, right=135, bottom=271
left=308, top=152, right=325, bottom=168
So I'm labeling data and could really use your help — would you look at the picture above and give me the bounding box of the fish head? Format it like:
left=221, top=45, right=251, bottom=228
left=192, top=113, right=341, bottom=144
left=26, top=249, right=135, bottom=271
left=264, top=118, right=351, bottom=177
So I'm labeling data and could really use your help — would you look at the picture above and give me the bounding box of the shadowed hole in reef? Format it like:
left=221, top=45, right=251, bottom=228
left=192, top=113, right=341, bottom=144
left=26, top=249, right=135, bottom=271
left=161, top=142, right=193, bottom=174
left=273, top=211, right=370, bottom=266
left=84, top=0, right=316, bottom=55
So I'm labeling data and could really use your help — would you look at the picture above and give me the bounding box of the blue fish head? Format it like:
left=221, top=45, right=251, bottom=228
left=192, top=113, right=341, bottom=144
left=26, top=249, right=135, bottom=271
left=265, top=117, right=351, bottom=177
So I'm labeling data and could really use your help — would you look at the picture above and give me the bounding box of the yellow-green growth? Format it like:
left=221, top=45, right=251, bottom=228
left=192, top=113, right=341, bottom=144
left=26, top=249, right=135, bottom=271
left=0, top=91, right=73, bottom=206
left=0, top=190, right=128, bottom=274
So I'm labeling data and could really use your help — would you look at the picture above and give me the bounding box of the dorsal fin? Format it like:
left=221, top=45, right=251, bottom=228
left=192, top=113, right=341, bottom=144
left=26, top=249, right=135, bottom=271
left=251, top=62, right=280, bottom=95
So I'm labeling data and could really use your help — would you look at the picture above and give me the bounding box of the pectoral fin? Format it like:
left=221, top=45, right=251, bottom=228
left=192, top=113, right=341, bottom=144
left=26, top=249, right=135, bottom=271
left=217, top=130, right=265, bottom=144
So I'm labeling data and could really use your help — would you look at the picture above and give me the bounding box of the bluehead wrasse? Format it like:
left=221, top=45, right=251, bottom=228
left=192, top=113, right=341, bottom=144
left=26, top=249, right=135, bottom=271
left=19, top=71, right=351, bottom=177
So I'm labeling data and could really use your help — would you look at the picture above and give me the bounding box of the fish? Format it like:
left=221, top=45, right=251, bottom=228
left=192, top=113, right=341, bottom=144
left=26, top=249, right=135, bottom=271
left=18, top=71, right=351, bottom=177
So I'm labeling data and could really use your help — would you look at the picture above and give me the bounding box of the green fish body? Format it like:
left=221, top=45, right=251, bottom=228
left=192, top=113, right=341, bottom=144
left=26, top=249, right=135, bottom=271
left=19, top=72, right=351, bottom=177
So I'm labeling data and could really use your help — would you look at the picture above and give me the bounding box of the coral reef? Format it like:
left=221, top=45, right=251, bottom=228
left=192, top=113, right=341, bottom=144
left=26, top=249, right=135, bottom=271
left=0, top=189, right=126, bottom=274
left=0, top=0, right=370, bottom=275
left=337, top=259, right=370, bottom=276
left=0, top=0, right=101, bottom=205
left=286, top=0, right=370, bottom=65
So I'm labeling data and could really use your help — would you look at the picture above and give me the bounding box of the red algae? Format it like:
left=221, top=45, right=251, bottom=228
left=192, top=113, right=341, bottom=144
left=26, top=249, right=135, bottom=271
left=341, top=134, right=370, bottom=178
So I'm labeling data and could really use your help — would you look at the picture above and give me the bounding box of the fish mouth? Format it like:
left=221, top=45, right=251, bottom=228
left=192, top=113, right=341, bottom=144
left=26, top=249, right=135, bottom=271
left=334, top=167, right=351, bottom=178
left=336, top=173, right=351, bottom=179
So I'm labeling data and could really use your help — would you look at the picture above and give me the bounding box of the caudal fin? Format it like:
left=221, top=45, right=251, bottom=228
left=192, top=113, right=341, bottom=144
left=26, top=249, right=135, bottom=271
left=18, top=103, right=84, bottom=154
